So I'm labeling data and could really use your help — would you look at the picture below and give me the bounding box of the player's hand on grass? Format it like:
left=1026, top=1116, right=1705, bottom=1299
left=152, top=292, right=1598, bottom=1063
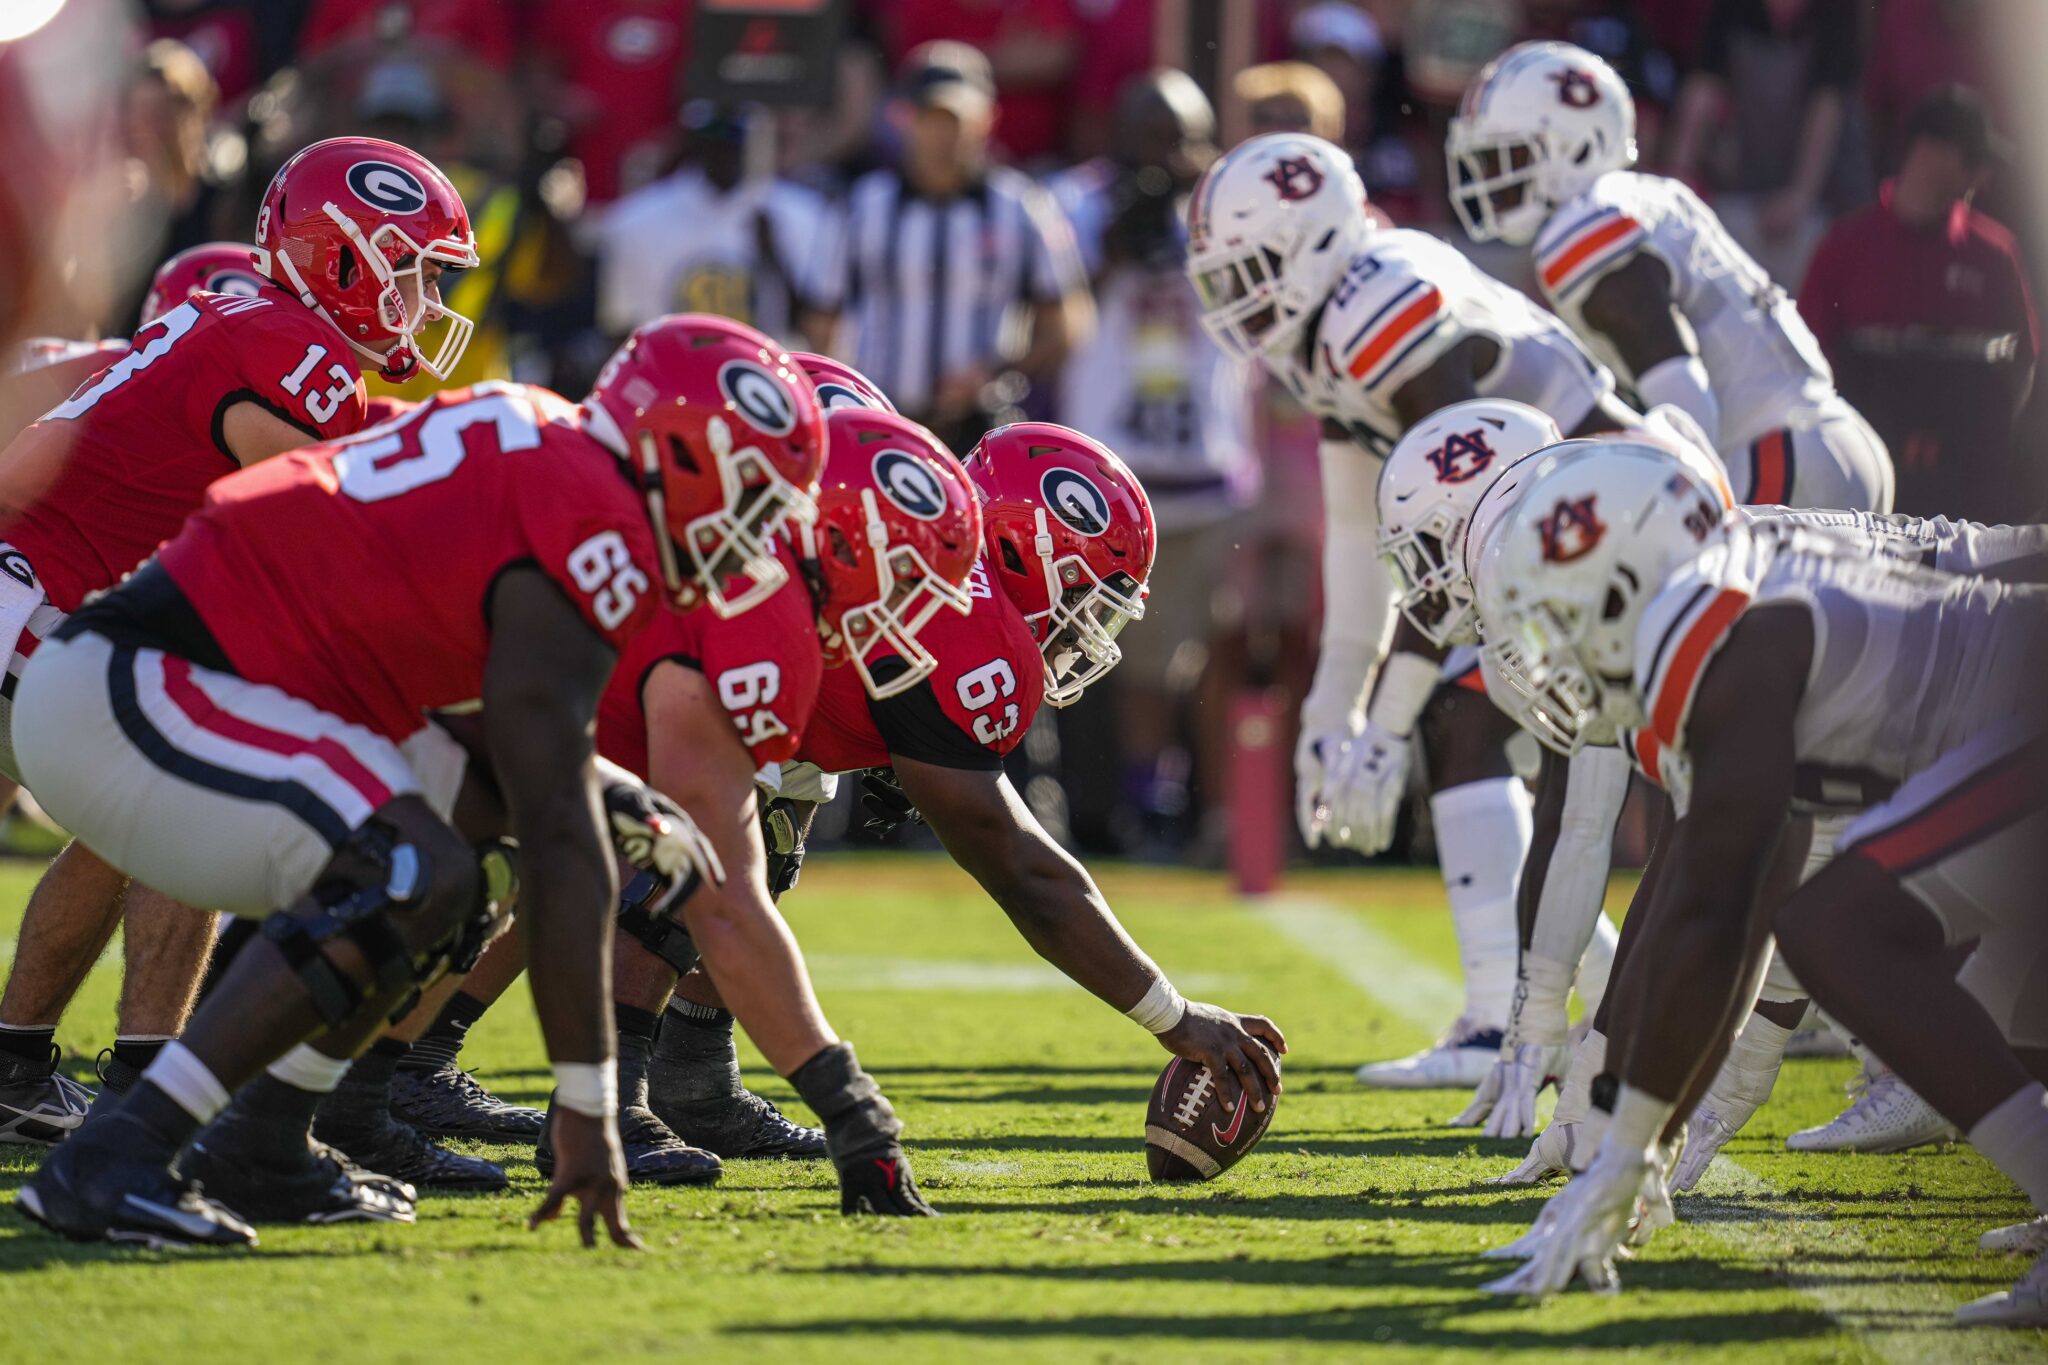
left=529, top=1109, right=644, bottom=1250
left=791, top=1041, right=938, bottom=1217
left=1159, top=1003, right=1286, bottom=1115
left=1482, top=1142, right=1648, bottom=1296
left=1468, top=1042, right=1562, bottom=1139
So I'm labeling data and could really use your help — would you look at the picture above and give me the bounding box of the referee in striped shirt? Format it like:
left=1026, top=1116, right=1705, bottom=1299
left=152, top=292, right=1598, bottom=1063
left=808, top=41, right=1093, bottom=449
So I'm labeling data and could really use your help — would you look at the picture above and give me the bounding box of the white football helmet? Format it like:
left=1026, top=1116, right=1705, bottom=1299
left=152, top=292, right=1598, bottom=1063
left=1377, top=399, right=1564, bottom=648
left=1184, top=132, right=1373, bottom=359
left=1447, top=41, right=1636, bottom=246
left=1470, top=440, right=1732, bottom=753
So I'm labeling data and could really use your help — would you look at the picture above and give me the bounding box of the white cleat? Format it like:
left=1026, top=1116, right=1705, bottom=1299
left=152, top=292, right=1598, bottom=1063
left=1956, top=1250, right=2048, bottom=1327
left=1981, top=1217, right=2048, bottom=1255
left=1355, top=1016, right=1504, bottom=1090
left=1785, top=1070, right=1959, bottom=1154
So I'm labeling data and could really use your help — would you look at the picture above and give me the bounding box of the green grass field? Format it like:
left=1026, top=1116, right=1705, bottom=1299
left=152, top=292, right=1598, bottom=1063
left=0, top=854, right=2040, bottom=1363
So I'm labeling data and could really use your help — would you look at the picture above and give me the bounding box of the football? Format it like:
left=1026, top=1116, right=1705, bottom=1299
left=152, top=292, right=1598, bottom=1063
left=1144, top=1052, right=1277, bottom=1182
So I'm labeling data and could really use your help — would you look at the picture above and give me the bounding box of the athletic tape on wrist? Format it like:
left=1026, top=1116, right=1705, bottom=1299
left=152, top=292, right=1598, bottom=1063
left=1124, top=977, right=1187, bottom=1034
left=553, top=1060, right=618, bottom=1118
left=1366, top=650, right=1440, bottom=737
left=1606, top=1084, right=1678, bottom=1157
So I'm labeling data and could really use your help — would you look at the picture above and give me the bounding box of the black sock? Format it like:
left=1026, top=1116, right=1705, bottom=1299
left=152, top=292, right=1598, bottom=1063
left=0, top=1023, right=55, bottom=1068
left=121, top=1079, right=207, bottom=1156
left=398, top=991, right=488, bottom=1073
left=616, top=1005, right=659, bottom=1111
left=112, top=1037, right=170, bottom=1075
left=315, top=1039, right=407, bottom=1137
left=651, top=1001, right=741, bottom=1104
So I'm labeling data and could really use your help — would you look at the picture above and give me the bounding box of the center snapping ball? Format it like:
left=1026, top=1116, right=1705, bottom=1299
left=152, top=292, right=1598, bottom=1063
left=1144, top=1053, right=1276, bottom=1182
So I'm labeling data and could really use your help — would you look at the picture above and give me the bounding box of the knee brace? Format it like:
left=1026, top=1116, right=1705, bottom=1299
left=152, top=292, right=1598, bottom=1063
left=761, top=796, right=806, bottom=901
left=264, top=822, right=495, bottom=1027
left=618, top=870, right=699, bottom=973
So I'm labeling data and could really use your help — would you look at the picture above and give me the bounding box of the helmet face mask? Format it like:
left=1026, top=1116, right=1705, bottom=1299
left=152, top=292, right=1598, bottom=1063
left=1033, top=536, right=1146, bottom=707
left=678, top=416, right=818, bottom=618
left=1447, top=133, right=1551, bottom=246
left=1385, top=504, right=1475, bottom=648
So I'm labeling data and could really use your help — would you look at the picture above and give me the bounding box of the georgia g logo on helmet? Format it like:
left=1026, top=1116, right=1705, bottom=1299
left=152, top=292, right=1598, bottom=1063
left=1427, top=429, right=1498, bottom=484
left=1041, top=468, right=1112, bottom=538
left=1538, top=495, right=1607, bottom=563
left=718, top=359, right=798, bottom=436
left=873, top=450, right=948, bottom=521
left=345, top=160, right=430, bottom=215
left=816, top=382, right=878, bottom=413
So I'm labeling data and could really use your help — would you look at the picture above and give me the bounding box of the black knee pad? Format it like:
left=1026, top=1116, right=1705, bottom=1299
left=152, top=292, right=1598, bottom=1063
left=618, top=872, right=699, bottom=974
left=265, top=819, right=496, bottom=1027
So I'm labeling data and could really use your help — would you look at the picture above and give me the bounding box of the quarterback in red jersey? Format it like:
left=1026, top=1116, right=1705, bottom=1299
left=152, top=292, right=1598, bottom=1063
left=8, top=316, right=833, bottom=1249
left=0, top=140, right=479, bottom=1157
left=762, top=423, right=1288, bottom=1118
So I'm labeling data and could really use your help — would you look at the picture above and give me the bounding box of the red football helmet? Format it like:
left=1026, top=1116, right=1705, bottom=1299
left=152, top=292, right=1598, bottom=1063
left=253, top=137, right=478, bottom=382
left=790, top=353, right=897, bottom=414
left=140, top=242, right=265, bottom=326
left=797, top=409, right=979, bottom=699
left=965, top=422, right=1156, bottom=707
left=583, top=314, right=825, bottom=617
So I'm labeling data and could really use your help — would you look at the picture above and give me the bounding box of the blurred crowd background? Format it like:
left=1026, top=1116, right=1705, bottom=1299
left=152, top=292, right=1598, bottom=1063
left=56, top=0, right=2048, bottom=867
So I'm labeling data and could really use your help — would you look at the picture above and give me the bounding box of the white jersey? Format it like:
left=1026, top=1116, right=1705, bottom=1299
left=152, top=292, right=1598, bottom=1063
left=1624, top=521, right=2048, bottom=817
left=1269, top=229, right=1615, bottom=457
left=1533, top=172, right=1834, bottom=453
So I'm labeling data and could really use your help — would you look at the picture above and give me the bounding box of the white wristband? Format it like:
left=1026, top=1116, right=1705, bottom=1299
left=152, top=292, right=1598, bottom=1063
left=1605, top=1083, right=1677, bottom=1157
left=1125, top=977, right=1187, bottom=1034
left=553, top=1060, right=618, bottom=1118
left=1366, top=650, right=1439, bottom=738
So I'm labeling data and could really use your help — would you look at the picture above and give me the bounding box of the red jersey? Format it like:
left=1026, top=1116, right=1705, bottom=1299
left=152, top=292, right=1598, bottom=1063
left=0, top=287, right=367, bottom=611
left=2, top=339, right=131, bottom=446
left=597, top=542, right=821, bottom=780
left=161, top=383, right=665, bottom=743
left=798, top=558, right=1042, bottom=774
left=532, top=0, right=692, bottom=203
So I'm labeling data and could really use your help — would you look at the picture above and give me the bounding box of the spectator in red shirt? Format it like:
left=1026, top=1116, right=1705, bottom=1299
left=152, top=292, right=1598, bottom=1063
left=528, top=0, right=693, bottom=205
left=1799, top=86, right=2037, bottom=522
left=882, top=0, right=1079, bottom=164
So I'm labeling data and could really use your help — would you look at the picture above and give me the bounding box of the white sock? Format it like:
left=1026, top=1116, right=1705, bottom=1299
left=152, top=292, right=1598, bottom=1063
left=1576, top=915, right=1620, bottom=1018
left=1552, top=1028, right=1607, bottom=1126
left=1430, top=777, right=1531, bottom=1030
left=1967, top=1083, right=2048, bottom=1214
left=143, top=1040, right=231, bottom=1123
left=266, top=1043, right=353, bottom=1095
left=1700, top=1012, right=1794, bottom=1127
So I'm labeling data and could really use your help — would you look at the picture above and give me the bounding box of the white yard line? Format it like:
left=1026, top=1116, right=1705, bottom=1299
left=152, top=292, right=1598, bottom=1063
left=1248, top=891, right=1995, bottom=1364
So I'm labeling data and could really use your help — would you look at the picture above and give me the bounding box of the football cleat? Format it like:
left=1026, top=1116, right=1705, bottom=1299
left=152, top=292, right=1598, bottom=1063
left=1355, top=1018, right=1505, bottom=1090
left=18, top=1122, right=256, bottom=1249
left=1785, top=1069, right=1959, bottom=1154
left=652, top=1088, right=828, bottom=1161
left=1955, top=1250, right=2048, bottom=1327
left=80, top=1047, right=142, bottom=1126
left=179, top=1132, right=417, bottom=1225
left=387, top=1064, right=545, bottom=1143
left=535, top=1103, right=723, bottom=1186
left=314, top=1104, right=507, bottom=1192
left=0, top=1043, right=92, bottom=1145
left=1982, top=1217, right=2048, bottom=1255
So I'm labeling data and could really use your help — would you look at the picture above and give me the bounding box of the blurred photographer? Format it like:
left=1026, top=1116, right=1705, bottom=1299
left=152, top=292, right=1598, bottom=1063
left=1052, top=71, right=1258, bottom=853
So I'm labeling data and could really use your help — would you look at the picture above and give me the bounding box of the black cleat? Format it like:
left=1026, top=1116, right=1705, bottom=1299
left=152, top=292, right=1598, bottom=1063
left=535, top=1103, right=723, bottom=1186
left=81, top=1047, right=141, bottom=1126
left=17, top=1119, right=255, bottom=1248
left=179, top=1131, right=416, bottom=1226
left=0, top=1044, right=92, bottom=1146
left=315, top=1106, right=508, bottom=1193
left=387, top=1064, right=545, bottom=1143
left=654, top=1088, right=827, bottom=1161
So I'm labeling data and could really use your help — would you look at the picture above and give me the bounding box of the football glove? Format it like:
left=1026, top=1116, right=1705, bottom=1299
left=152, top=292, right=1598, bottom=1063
left=1293, top=725, right=1353, bottom=848
left=856, top=768, right=923, bottom=839
left=1321, top=719, right=1409, bottom=855
left=603, top=779, right=724, bottom=913
left=790, top=1041, right=936, bottom=1217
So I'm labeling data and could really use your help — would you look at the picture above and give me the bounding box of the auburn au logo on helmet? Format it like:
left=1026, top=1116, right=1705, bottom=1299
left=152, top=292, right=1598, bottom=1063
left=1539, top=495, right=1607, bottom=563
left=1427, top=429, right=1498, bottom=484
left=1263, top=157, right=1324, bottom=203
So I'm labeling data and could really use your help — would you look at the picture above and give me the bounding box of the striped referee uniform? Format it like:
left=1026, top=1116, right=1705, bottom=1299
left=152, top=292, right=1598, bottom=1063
left=813, top=164, right=1087, bottom=421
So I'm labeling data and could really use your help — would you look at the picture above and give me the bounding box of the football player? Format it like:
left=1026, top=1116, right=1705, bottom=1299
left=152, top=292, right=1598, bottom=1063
left=377, top=352, right=910, bottom=1159
left=1448, top=41, right=1892, bottom=514
left=10, top=316, right=841, bottom=1248
left=1468, top=443, right=2048, bottom=1324
left=0, top=139, right=479, bottom=1149
left=1184, top=131, right=1637, bottom=1088
left=652, top=421, right=1287, bottom=1121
